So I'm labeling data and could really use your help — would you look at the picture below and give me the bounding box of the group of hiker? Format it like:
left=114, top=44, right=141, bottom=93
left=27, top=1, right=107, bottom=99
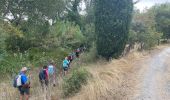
left=13, top=46, right=86, bottom=100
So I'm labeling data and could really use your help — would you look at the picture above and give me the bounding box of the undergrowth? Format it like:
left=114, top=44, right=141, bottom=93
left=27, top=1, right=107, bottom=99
left=62, top=67, right=91, bottom=97
left=0, top=47, right=70, bottom=77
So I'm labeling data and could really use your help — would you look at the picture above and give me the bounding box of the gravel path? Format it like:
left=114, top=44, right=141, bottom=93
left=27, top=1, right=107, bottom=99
left=132, top=48, right=170, bottom=100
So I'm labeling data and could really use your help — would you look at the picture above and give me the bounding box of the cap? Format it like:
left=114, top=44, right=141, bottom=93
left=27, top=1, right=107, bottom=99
left=21, top=67, right=29, bottom=72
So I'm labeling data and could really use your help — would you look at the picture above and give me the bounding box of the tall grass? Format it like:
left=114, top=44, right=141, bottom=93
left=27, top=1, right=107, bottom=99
left=68, top=51, right=148, bottom=100
left=80, top=45, right=97, bottom=64
left=0, top=51, right=148, bottom=100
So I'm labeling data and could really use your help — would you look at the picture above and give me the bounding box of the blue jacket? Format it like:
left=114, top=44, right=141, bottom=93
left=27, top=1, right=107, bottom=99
left=19, top=72, right=28, bottom=85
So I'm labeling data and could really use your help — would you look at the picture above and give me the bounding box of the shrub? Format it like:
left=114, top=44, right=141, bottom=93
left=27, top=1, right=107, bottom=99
left=0, top=47, right=70, bottom=77
left=0, top=52, right=30, bottom=76
left=50, top=21, right=85, bottom=49
left=62, top=68, right=90, bottom=97
left=81, top=44, right=97, bottom=63
left=5, top=35, right=33, bottom=52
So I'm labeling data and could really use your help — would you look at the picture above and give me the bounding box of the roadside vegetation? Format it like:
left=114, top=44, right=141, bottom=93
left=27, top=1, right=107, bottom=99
left=0, top=0, right=170, bottom=99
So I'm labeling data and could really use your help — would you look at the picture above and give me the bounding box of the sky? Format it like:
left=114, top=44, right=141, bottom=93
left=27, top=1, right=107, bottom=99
left=80, top=0, right=170, bottom=14
left=135, top=0, right=170, bottom=11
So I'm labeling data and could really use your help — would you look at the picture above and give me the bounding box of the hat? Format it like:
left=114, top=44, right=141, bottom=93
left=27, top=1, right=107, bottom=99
left=21, top=67, right=28, bottom=72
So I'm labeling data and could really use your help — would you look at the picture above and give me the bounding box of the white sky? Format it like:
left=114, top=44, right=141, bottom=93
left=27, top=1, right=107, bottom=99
left=135, top=0, right=170, bottom=11
left=80, top=0, right=170, bottom=14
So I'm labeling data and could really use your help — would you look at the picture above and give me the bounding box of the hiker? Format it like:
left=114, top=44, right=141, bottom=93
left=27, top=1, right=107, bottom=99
left=75, top=48, right=80, bottom=58
left=80, top=45, right=84, bottom=53
left=17, top=67, right=30, bottom=100
left=67, top=53, right=73, bottom=68
left=68, top=53, right=73, bottom=63
left=48, top=61, right=56, bottom=87
left=39, top=65, right=49, bottom=89
left=62, top=57, right=70, bottom=76
left=72, top=51, right=76, bottom=60
left=81, top=46, right=86, bottom=53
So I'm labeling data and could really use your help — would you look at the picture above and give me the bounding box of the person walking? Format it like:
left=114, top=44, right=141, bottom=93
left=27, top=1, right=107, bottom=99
left=48, top=61, right=56, bottom=87
left=39, top=65, right=49, bottom=89
left=18, top=67, right=30, bottom=100
left=62, top=57, right=69, bottom=76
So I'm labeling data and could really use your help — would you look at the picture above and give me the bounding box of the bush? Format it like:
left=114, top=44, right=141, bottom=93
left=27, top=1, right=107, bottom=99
left=0, top=52, right=31, bottom=76
left=62, top=68, right=90, bottom=97
left=0, top=47, right=70, bottom=77
left=28, top=47, right=69, bottom=68
left=81, top=44, right=97, bottom=63
left=6, top=35, right=33, bottom=52
left=50, top=21, right=85, bottom=49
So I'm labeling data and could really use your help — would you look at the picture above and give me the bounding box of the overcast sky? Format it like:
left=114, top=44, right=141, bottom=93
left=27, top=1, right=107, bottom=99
left=79, top=0, right=170, bottom=14
left=135, top=0, right=170, bottom=11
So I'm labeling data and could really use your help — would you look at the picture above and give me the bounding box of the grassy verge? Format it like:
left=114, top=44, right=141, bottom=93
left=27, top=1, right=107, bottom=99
left=62, top=67, right=91, bottom=97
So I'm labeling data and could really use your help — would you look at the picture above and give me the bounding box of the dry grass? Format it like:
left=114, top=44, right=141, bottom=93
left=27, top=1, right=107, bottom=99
left=1, top=45, right=168, bottom=100
left=0, top=68, right=65, bottom=100
left=67, top=51, right=148, bottom=100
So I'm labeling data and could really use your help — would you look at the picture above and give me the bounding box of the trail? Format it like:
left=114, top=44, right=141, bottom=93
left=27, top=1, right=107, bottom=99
left=126, top=47, right=170, bottom=100
left=1, top=46, right=170, bottom=100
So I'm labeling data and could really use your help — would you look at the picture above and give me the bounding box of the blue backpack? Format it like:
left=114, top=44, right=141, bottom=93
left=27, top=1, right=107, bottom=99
left=63, top=60, right=69, bottom=68
left=39, top=69, right=46, bottom=80
left=48, top=65, right=54, bottom=75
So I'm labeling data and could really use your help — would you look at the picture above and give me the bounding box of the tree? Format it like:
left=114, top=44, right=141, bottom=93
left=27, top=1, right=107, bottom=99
left=0, top=0, right=66, bottom=25
left=129, top=8, right=162, bottom=50
left=95, top=0, right=133, bottom=59
left=154, top=3, right=170, bottom=39
left=67, top=0, right=83, bottom=29
left=84, top=0, right=95, bottom=24
left=50, top=21, right=85, bottom=49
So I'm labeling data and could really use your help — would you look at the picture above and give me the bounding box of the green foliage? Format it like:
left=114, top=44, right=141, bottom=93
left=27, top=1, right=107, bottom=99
left=95, top=0, right=133, bottom=59
left=154, top=3, right=170, bottom=39
left=84, top=0, right=95, bottom=24
left=0, top=0, right=66, bottom=25
left=62, top=68, right=90, bottom=97
left=128, top=30, right=137, bottom=46
left=80, top=44, right=97, bottom=63
left=130, top=22, right=162, bottom=50
left=20, top=19, right=50, bottom=38
left=5, top=35, right=33, bottom=52
left=0, top=52, right=31, bottom=76
left=0, top=22, right=34, bottom=52
left=0, top=47, right=70, bottom=76
left=0, top=21, right=7, bottom=50
left=28, top=47, right=69, bottom=67
left=67, top=0, right=83, bottom=28
left=83, top=23, right=96, bottom=48
left=129, top=7, right=163, bottom=50
left=0, top=0, right=87, bottom=79
left=50, top=21, right=85, bottom=49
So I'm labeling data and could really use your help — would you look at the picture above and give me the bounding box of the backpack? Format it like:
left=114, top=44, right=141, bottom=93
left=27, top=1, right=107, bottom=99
left=48, top=65, right=54, bottom=75
left=13, top=75, right=22, bottom=88
left=63, top=60, right=69, bottom=68
left=39, top=69, right=46, bottom=80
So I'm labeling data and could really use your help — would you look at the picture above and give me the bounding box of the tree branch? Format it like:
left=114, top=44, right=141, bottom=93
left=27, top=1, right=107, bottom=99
left=133, top=0, right=140, bottom=5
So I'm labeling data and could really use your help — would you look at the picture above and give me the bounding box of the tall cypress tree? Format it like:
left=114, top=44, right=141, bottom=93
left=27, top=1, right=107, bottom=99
left=95, top=0, right=133, bottom=59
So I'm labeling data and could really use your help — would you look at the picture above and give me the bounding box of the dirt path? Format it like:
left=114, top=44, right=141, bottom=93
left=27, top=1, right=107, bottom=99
left=124, top=47, right=170, bottom=100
